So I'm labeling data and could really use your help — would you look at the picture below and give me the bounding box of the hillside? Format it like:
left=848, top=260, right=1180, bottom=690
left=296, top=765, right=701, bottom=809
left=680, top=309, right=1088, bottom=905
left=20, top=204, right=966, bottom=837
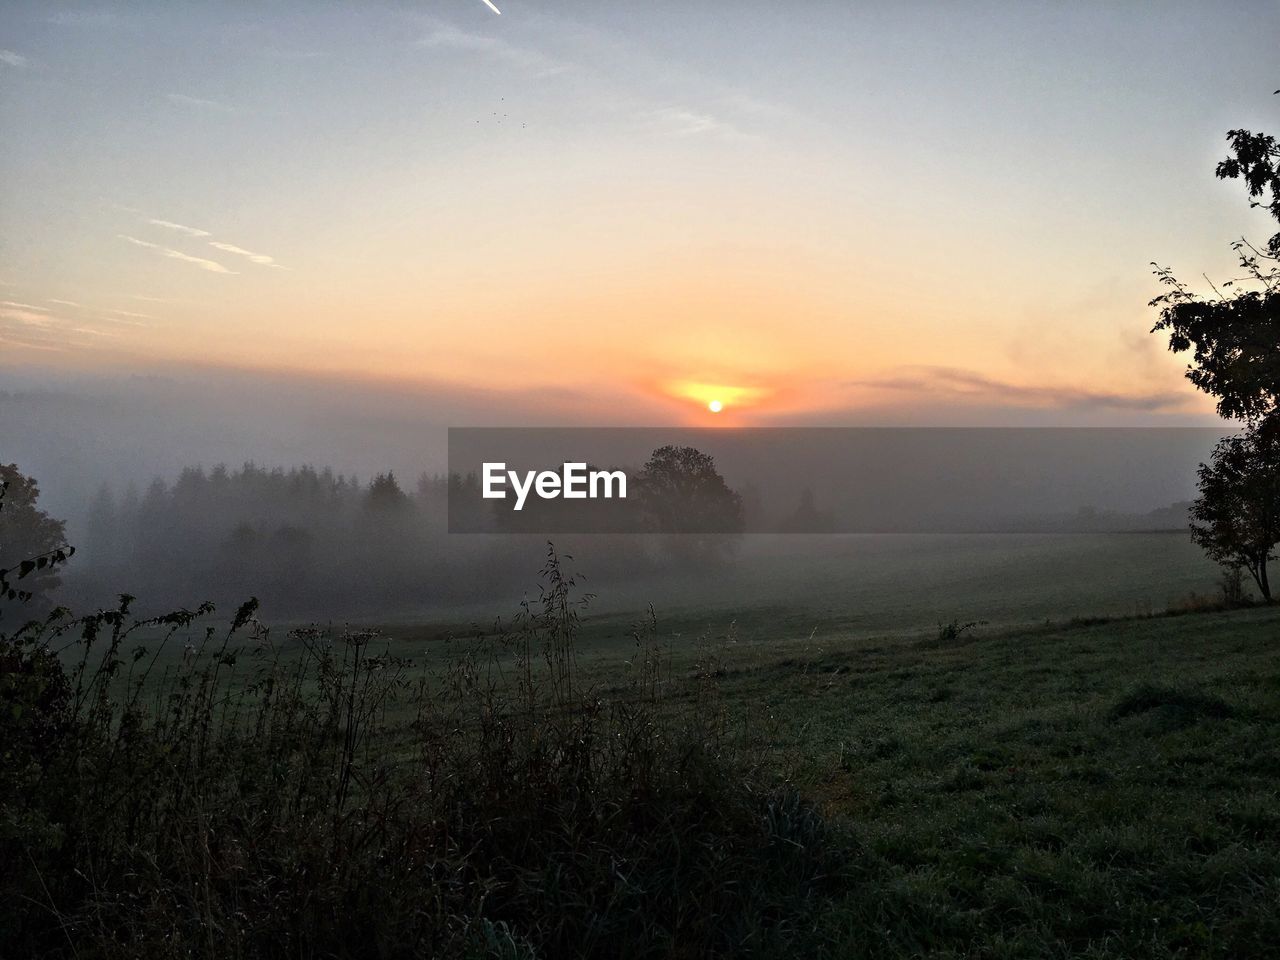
left=712, top=604, right=1280, bottom=957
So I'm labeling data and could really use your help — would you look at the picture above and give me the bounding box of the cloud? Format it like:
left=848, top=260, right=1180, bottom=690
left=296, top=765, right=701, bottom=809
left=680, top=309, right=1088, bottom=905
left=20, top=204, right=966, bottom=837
left=0, top=306, right=56, bottom=327
left=132, top=294, right=174, bottom=303
left=148, top=218, right=212, bottom=237
left=515, top=11, right=789, bottom=136
left=717, top=90, right=793, bottom=121
left=118, top=235, right=236, bottom=274
left=0, top=50, right=28, bottom=68
left=98, top=314, right=150, bottom=327
left=109, top=308, right=155, bottom=320
left=0, top=309, right=56, bottom=330
left=418, top=23, right=571, bottom=77
left=0, top=334, right=64, bottom=352
left=209, top=241, right=287, bottom=268
left=166, top=93, right=234, bottom=112
left=642, top=106, right=748, bottom=140
left=0, top=293, right=127, bottom=353
left=851, top=366, right=1191, bottom=413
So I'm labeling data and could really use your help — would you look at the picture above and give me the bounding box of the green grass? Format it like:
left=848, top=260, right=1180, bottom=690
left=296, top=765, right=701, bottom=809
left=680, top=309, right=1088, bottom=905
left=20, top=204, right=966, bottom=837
left=366, top=596, right=1280, bottom=957
left=9, top=547, right=1279, bottom=958
left=376, top=532, right=1220, bottom=631
left=702, top=604, right=1280, bottom=958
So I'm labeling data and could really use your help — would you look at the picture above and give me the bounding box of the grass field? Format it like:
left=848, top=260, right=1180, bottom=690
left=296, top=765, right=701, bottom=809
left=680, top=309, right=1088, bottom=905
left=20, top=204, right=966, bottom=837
left=10, top=538, right=1279, bottom=958
left=705, top=603, right=1280, bottom=957
left=402, top=531, right=1222, bottom=638
left=368, top=576, right=1280, bottom=957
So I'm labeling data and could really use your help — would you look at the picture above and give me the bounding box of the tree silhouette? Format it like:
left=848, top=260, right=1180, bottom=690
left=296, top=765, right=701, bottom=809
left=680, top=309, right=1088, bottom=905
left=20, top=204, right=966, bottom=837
left=0, top=465, right=72, bottom=612
left=1189, top=426, right=1279, bottom=601
left=635, top=446, right=743, bottom=566
left=365, top=471, right=410, bottom=515
left=1152, top=99, right=1280, bottom=600
left=636, top=445, right=744, bottom=536
left=1151, top=116, right=1280, bottom=425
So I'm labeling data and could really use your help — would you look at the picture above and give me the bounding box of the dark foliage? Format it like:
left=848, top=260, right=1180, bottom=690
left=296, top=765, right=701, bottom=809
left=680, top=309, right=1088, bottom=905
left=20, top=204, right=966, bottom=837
left=1189, top=423, right=1280, bottom=601
left=1151, top=105, right=1280, bottom=598
left=0, top=466, right=73, bottom=612
left=1151, top=119, right=1280, bottom=425
left=0, top=547, right=846, bottom=959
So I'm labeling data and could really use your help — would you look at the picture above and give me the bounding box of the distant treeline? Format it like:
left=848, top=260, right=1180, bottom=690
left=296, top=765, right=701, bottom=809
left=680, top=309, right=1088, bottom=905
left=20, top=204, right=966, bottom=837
left=63, top=458, right=1193, bottom=617
left=69, top=464, right=674, bottom=617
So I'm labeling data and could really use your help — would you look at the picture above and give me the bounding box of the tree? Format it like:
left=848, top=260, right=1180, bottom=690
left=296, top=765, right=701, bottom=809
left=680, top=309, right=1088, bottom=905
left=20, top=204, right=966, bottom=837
left=1152, top=100, right=1280, bottom=599
left=0, top=465, right=71, bottom=612
left=1189, top=424, right=1279, bottom=601
left=778, top=488, right=836, bottom=533
left=1151, top=116, right=1280, bottom=425
left=635, top=446, right=743, bottom=565
left=365, top=471, right=410, bottom=515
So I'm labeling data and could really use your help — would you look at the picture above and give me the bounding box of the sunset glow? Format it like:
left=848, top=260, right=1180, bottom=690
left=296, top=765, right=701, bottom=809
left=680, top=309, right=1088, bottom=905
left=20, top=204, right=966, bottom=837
left=1, top=1, right=1266, bottom=426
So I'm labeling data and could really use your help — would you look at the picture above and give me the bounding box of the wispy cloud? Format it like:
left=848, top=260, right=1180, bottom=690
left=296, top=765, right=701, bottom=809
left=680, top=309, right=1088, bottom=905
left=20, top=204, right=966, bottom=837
left=0, top=292, right=122, bottom=352
left=208, top=241, right=286, bottom=268
left=109, top=308, right=155, bottom=320
left=148, top=218, right=211, bottom=237
left=118, top=235, right=236, bottom=274
left=852, top=366, right=1191, bottom=413
left=642, top=106, right=748, bottom=140
left=132, top=294, right=174, bottom=303
left=166, top=93, right=234, bottom=112
left=717, top=90, right=792, bottom=120
left=0, top=334, right=64, bottom=352
left=418, top=22, right=571, bottom=77
left=516, top=11, right=791, bottom=136
left=0, top=50, right=28, bottom=68
left=1, top=305, right=57, bottom=327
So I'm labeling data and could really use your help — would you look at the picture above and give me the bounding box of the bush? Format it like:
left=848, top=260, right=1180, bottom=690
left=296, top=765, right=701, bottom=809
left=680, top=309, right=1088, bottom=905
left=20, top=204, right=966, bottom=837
left=0, top=546, right=844, bottom=959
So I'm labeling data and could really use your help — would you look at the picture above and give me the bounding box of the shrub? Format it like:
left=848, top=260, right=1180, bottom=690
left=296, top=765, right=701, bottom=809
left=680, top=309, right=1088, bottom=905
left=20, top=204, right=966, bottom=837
left=0, top=545, right=844, bottom=959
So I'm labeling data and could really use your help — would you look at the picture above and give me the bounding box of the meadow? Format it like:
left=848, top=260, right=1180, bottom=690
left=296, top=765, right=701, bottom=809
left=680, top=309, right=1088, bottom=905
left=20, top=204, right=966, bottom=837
left=4, top=535, right=1277, bottom=958
left=382, top=531, right=1222, bottom=658
left=713, top=603, right=1280, bottom=957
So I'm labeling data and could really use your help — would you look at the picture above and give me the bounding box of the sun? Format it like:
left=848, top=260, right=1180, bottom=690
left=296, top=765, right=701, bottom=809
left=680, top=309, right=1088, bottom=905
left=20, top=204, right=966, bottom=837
left=707, top=399, right=723, bottom=413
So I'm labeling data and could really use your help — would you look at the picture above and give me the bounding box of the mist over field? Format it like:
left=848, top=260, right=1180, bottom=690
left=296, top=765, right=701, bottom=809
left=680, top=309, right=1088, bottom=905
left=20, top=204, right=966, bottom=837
left=3, top=2, right=1279, bottom=956
left=0, top=363, right=1228, bottom=625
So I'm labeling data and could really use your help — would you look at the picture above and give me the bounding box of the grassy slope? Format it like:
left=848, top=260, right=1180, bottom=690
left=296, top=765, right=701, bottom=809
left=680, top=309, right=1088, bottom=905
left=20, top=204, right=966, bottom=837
left=58, top=586, right=1280, bottom=956
left=706, top=604, right=1280, bottom=958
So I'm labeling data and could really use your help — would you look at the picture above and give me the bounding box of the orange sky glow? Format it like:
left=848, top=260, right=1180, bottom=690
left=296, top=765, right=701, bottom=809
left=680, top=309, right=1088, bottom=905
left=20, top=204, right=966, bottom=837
left=2, top=1, right=1273, bottom=426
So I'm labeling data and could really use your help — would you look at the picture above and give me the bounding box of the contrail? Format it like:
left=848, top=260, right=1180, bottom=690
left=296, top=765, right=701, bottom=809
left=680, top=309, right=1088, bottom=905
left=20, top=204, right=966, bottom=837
left=479, top=0, right=501, bottom=12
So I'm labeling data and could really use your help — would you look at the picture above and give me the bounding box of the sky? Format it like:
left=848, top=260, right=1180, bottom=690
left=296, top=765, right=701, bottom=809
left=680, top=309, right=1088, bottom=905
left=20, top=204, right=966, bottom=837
left=2, top=0, right=1279, bottom=426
